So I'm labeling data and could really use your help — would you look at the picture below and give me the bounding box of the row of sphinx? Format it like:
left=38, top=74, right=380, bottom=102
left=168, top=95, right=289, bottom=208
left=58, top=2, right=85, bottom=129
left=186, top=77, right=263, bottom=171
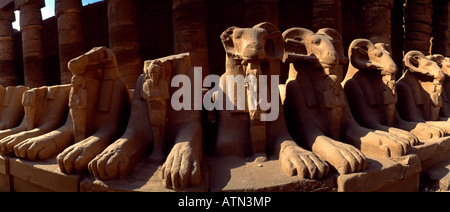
left=0, top=22, right=449, bottom=190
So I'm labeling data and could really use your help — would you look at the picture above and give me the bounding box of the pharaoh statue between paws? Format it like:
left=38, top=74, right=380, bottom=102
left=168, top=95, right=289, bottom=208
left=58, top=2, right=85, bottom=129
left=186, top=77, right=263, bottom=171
left=89, top=53, right=204, bottom=190
left=427, top=54, right=450, bottom=121
left=214, top=22, right=329, bottom=179
left=0, top=84, right=71, bottom=156
left=342, top=39, right=443, bottom=149
left=396, top=50, right=450, bottom=133
left=281, top=28, right=420, bottom=175
left=13, top=47, right=131, bottom=176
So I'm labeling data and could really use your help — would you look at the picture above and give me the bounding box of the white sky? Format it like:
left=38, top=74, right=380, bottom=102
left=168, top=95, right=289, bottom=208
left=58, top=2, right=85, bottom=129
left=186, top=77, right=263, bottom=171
left=13, top=0, right=103, bottom=30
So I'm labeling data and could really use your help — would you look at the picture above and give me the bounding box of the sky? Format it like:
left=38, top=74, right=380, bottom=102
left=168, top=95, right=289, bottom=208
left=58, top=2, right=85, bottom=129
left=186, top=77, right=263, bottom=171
left=13, top=0, right=103, bottom=30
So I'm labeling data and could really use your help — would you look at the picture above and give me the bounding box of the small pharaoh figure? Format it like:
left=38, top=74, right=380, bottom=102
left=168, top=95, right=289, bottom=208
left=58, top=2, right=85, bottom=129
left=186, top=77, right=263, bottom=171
left=430, top=79, right=443, bottom=120
left=141, top=60, right=169, bottom=162
left=69, top=75, right=87, bottom=142
left=244, top=61, right=267, bottom=162
left=382, top=74, right=398, bottom=126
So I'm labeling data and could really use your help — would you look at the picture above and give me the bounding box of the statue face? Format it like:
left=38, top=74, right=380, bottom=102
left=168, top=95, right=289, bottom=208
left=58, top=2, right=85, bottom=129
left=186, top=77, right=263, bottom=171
left=441, top=59, right=450, bottom=76
left=231, top=28, right=268, bottom=60
left=146, top=63, right=163, bottom=87
left=304, top=34, right=339, bottom=67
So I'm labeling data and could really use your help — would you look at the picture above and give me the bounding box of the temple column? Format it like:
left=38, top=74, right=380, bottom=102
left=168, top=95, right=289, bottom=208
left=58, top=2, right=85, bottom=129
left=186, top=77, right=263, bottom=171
left=172, top=0, right=209, bottom=78
left=107, top=0, right=142, bottom=89
left=432, top=0, right=450, bottom=56
left=312, top=0, right=342, bottom=34
left=363, top=0, right=393, bottom=53
left=55, top=0, right=84, bottom=85
left=245, top=0, right=278, bottom=27
left=404, top=0, right=433, bottom=54
left=15, top=0, right=45, bottom=88
left=0, top=3, right=17, bottom=86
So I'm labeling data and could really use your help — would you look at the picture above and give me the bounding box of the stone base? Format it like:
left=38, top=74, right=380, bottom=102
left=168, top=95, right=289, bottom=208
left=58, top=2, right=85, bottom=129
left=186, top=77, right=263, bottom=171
left=80, top=160, right=209, bottom=192
left=9, top=158, right=82, bottom=192
left=420, top=158, right=450, bottom=192
left=208, top=156, right=336, bottom=192
left=410, top=137, right=450, bottom=172
left=0, top=155, right=12, bottom=192
left=337, top=154, right=422, bottom=192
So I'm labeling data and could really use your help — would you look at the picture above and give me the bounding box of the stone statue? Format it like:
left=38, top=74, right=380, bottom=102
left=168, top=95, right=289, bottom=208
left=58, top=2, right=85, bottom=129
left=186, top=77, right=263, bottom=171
left=282, top=28, right=418, bottom=175
left=215, top=22, right=329, bottom=179
left=13, top=47, right=131, bottom=175
left=427, top=54, right=450, bottom=121
left=342, top=39, right=442, bottom=143
left=89, top=53, right=204, bottom=189
left=141, top=60, right=170, bottom=161
left=0, top=86, right=28, bottom=131
left=396, top=50, right=450, bottom=133
left=0, top=84, right=71, bottom=156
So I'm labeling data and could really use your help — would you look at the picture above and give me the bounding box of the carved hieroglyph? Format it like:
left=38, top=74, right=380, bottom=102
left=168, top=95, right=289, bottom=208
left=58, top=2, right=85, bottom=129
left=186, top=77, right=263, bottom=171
left=216, top=22, right=329, bottom=179
left=0, top=84, right=70, bottom=156
left=89, top=53, right=204, bottom=189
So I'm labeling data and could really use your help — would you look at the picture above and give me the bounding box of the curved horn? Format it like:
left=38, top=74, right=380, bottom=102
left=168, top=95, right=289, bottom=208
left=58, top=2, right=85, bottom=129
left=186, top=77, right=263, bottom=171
left=220, top=26, right=238, bottom=57
left=253, top=22, right=284, bottom=60
left=427, top=54, right=445, bottom=66
left=403, top=50, right=430, bottom=77
left=317, top=28, right=348, bottom=65
left=348, top=38, right=378, bottom=70
left=282, top=27, right=316, bottom=63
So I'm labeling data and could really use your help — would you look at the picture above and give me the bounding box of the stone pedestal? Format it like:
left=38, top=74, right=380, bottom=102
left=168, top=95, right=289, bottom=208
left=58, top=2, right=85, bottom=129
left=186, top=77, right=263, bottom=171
left=14, top=0, right=45, bottom=88
left=410, top=137, right=450, bottom=172
left=56, top=0, right=84, bottom=84
left=420, top=158, right=450, bottom=192
left=0, top=4, right=17, bottom=86
left=9, top=158, right=82, bottom=192
left=80, top=160, right=208, bottom=192
left=337, top=155, right=422, bottom=192
left=209, top=156, right=336, bottom=192
left=107, top=0, right=141, bottom=89
left=0, top=155, right=12, bottom=192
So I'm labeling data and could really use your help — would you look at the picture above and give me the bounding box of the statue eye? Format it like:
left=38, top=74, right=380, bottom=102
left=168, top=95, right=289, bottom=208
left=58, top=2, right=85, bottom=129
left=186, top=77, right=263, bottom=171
left=374, top=50, right=382, bottom=57
left=311, top=38, right=320, bottom=45
left=233, top=31, right=243, bottom=39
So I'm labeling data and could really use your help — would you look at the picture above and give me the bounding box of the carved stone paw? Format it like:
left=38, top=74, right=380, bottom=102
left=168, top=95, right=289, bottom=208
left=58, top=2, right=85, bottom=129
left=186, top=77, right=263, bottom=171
left=89, top=143, right=132, bottom=180
left=316, top=140, right=367, bottom=174
left=161, top=142, right=201, bottom=189
left=280, top=145, right=329, bottom=179
left=57, top=137, right=106, bottom=174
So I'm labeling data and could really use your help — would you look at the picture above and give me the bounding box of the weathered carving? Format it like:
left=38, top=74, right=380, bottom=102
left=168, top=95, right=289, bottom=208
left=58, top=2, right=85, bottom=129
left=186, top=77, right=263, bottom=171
left=12, top=47, right=131, bottom=174
left=89, top=53, right=204, bottom=189
left=396, top=50, right=450, bottom=133
left=216, top=22, right=329, bottom=179
left=282, top=28, right=417, bottom=175
left=0, top=84, right=70, bottom=155
left=0, top=86, right=28, bottom=131
left=427, top=54, right=450, bottom=121
left=342, top=39, right=439, bottom=147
